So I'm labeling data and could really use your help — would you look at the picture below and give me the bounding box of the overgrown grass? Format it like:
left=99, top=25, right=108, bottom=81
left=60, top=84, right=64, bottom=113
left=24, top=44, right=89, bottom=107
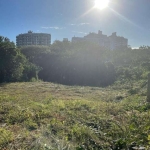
left=0, top=82, right=150, bottom=149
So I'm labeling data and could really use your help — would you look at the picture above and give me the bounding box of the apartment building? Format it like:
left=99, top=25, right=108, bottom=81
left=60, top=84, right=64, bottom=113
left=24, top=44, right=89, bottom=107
left=72, top=30, right=128, bottom=50
left=16, top=31, right=51, bottom=47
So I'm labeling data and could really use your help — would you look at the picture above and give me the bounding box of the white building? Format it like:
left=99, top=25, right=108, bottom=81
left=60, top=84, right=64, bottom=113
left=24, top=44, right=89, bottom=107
left=16, top=31, right=51, bottom=47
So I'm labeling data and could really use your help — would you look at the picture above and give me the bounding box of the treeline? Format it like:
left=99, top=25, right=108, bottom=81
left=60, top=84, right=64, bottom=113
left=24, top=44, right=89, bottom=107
left=1, top=36, right=150, bottom=86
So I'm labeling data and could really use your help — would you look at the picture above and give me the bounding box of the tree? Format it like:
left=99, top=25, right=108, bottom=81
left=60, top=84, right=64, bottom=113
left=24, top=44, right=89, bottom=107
left=0, top=36, right=40, bottom=82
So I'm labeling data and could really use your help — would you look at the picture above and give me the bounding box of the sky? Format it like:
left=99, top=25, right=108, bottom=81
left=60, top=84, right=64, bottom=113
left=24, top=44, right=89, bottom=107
left=0, top=0, right=150, bottom=48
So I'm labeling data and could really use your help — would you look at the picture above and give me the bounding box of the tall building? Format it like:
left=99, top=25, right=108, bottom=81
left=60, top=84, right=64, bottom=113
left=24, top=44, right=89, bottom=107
left=16, top=31, right=51, bottom=47
left=72, top=30, right=128, bottom=50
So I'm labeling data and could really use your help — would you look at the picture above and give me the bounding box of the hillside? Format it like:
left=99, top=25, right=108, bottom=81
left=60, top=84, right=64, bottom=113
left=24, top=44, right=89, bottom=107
left=0, top=81, right=150, bottom=150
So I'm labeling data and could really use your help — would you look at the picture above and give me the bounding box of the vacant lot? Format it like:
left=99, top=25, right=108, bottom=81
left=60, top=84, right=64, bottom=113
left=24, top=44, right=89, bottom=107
left=0, top=82, right=150, bottom=149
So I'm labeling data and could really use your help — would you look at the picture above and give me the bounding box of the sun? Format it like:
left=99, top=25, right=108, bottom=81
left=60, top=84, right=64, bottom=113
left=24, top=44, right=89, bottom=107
left=94, top=0, right=109, bottom=10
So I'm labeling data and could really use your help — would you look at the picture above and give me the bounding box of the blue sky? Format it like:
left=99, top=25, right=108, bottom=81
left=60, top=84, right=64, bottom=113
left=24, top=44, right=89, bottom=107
left=0, top=0, right=150, bottom=47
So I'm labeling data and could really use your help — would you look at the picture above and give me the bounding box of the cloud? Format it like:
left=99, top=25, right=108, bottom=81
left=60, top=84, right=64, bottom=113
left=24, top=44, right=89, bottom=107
left=79, top=23, right=90, bottom=25
left=72, top=31, right=87, bottom=35
left=70, top=23, right=90, bottom=26
left=41, top=26, right=65, bottom=30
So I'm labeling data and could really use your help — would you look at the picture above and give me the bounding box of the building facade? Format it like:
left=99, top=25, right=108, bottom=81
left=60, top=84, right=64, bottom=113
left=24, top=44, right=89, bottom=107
left=108, top=32, right=128, bottom=50
left=72, top=30, right=128, bottom=50
left=16, top=31, right=51, bottom=47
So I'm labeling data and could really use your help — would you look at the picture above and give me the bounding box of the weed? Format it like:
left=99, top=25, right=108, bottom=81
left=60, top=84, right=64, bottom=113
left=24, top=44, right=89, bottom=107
left=0, top=82, right=149, bottom=149
left=0, top=128, right=13, bottom=148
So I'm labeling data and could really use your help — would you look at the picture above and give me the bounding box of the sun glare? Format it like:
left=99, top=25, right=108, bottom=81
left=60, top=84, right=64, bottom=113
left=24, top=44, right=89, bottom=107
left=94, top=0, right=109, bottom=10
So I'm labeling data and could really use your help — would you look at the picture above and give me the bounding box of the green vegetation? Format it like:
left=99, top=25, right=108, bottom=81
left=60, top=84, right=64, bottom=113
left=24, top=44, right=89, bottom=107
left=0, top=36, right=40, bottom=82
left=20, top=41, right=150, bottom=87
left=0, top=81, right=150, bottom=149
left=21, top=42, right=116, bottom=87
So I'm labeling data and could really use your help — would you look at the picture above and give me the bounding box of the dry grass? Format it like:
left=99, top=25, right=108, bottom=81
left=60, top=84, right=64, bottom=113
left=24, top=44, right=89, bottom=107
left=0, top=82, right=150, bottom=149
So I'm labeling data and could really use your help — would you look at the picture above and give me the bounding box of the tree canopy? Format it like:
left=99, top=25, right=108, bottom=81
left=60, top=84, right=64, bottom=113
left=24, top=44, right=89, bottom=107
left=0, top=36, right=40, bottom=82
